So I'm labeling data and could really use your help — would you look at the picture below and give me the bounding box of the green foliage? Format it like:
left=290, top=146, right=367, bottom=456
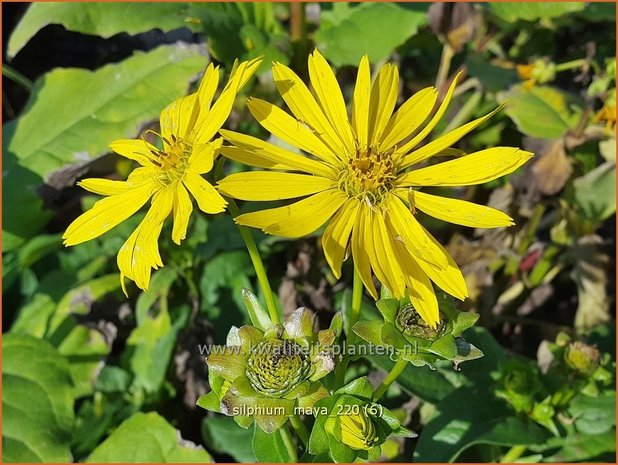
left=2, top=1, right=615, bottom=463
left=86, top=412, right=212, bottom=462
left=2, top=335, right=75, bottom=462
left=315, top=3, right=428, bottom=67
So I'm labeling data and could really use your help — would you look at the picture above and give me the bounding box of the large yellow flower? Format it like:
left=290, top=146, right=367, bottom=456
left=63, top=58, right=262, bottom=293
left=218, top=50, right=531, bottom=327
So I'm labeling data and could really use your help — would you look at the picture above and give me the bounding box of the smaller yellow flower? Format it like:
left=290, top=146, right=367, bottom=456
left=517, top=59, right=556, bottom=90
left=63, top=58, right=262, bottom=293
left=592, top=90, right=616, bottom=134
left=337, top=413, right=379, bottom=451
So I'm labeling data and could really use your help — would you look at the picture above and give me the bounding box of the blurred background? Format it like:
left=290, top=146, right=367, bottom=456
left=2, top=2, right=616, bottom=463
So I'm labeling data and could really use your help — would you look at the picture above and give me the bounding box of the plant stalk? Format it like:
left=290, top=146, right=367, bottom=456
left=435, top=43, right=455, bottom=91
left=500, top=444, right=527, bottom=463
left=289, top=415, right=309, bottom=447
left=228, top=199, right=281, bottom=324
left=280, top=425, right=298, bottom=462
left=374, top=357, right=408, bottom=400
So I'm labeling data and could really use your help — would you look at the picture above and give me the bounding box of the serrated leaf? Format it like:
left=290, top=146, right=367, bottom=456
left=2, top=44, right=207, bottom=250
left=2, top=335, right=75, bottom=462
left=7, top=3, right=192, bottom=58
left=86, top=412, right=212, bottom=462
left=315, top=3, right=428, bottom=67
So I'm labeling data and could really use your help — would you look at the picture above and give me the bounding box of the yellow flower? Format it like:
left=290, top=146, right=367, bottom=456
left=63, top=58, right=262, bottom=293
left=218, top=50, right=531, bottom=327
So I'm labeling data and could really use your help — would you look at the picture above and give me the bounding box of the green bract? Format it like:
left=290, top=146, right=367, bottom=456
left=352, top=294, right=481, bottom=368
left=493, top=358, right=542, bottom=413
left=197, top=306, right=340, bottom=433
left=308, top=377, right=415, bottom=463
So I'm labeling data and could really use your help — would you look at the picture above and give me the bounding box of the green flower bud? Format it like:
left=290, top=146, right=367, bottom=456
left=246, top=339, right=311, bottom=397
left=564, top=341, right=600, bottom=376
left=395, top=305, right=445, bottom=341
left=334, top=411, right=379, bottom=451
left=495, top=359, right=540, bottom=413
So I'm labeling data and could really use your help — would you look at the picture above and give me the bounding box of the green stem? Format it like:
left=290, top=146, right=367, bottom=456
left=374, top=357, right=408, bottom=401
left=333, top=268, right=364, bottom=388
left=227, top=199, right=281, bottom=324
left=500, top=444, right=527, bottom=463
left=280, top=425, right=298, bottom=462
left=2, top=64, right=33, bottom=92
left=289, top=416, right=309, bottom=447
left=555, top=58, right=587, bottom=72
left=441, top=90, right=482, bottom=135
left=435, top=43, right=455, bottom=90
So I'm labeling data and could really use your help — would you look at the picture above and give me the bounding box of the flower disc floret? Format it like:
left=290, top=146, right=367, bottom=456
left=246, top=339, right=311, bottom=397
left=395, top=305, right=444, bottom=341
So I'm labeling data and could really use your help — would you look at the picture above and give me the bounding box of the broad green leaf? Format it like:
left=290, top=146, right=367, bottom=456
left=3, top=44, right=207, bottom=250
left=86, top=412, right=212, bottom=462
left=201, top=416, right=256, bottom=462
left=2, top=335, right=75, bottom=462
left=7, top=3, right=192, bottom=58
left=413, top=387, right=551, bottom=462
left=489, top=2, right=586, bottom=22
left=252, top=426, right=295, bottom=463
left=9, top=293, right=56, bottom=338
left=498, top=85, right=577, bottom=138
left=135, top=267, right=178, bottom=325
left=538, top=430, right=616, bottom=462
left=569, top=393, right=616, bottom=435
left=315, top=3, right=428, bottom=67
left=574, top=161, right=616, bottom=223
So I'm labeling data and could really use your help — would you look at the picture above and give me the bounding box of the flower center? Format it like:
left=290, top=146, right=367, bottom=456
left=151, top=134, right=192, bottom=185
left=338, top=146, right=397, bottom=206
left=395, top=305, right=444, bottom=340
left=246, top=339, right=311, bottom=397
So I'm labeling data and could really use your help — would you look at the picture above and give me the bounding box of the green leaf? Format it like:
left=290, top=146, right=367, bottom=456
left=2, top=335, right=75, bottom=462
left=201, top=416, right=256, bottom=462
left=536, top=430, right=616, bottom=462
left=8, top=3, right=193, bottom=58
left=3, top=44, right=207, bottom=250
left=574, top=161, right=616, bottom=223
left=86, top=412, right=212, bottom=462
left=126, top=305, right=178, bottom=395
left=489, top=2, right=586, bottom=22
left=315, top=3, right=428, bottom=67
left=242, top=288, right=273, bottom=331
left=498, top=85, right=577, bottom=138
left=569, top=393, right=616, bottom=435
left=252, top=427, right=295, bottom=463
left=414, top=387, right=551, bottom=462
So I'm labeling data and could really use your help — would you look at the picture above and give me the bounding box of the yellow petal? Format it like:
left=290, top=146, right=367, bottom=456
left=63, top=182, right=155, bottom=246
left=188, top=138, right=222, bottom=175
left=109, top=139, right=158, bottom=166
left=195, top=58, right=261, bottom=144
left=322, top=199, right=359, bottom=279
left=247, top=98, right=338, bottom=164
left=219, top=130, right=336, bottom=178
left=397, top=147, right=533, bottom=187
left=230, top=57, right=262, bottom=90
left=78, top=178, right=133, bottom=196
left=172, top=183, right=193, bottom=244
left=183, top=171, right=227, bottom=214
left=235, top=189, right=347, bottom=238
left=395, top=71, right=462, bottom=156
left=400, top=105, right=504, bottom=168
left=370, top=210, right=406, bottom=297
left=352, top=55, right=371, bottom=149
left=160, top=94, right=199, bottom=143
left=196, top=63, right=220, bottom=115
left=218, top=171, right=335, bottom=201
left=117, top=187, right=174, bottom=292
left=379, top=87, right=438, bottom=152
left=368, top=64, right=399, bottom=146
left=412, top=190, right=514, bottom=228
left=308, top=49, right=355, bottom=155
left=351, top=206, right=378, bottom=298
left=272, top=62, right=345, bottom=157
left=404, top=257, right=440, bottom=328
